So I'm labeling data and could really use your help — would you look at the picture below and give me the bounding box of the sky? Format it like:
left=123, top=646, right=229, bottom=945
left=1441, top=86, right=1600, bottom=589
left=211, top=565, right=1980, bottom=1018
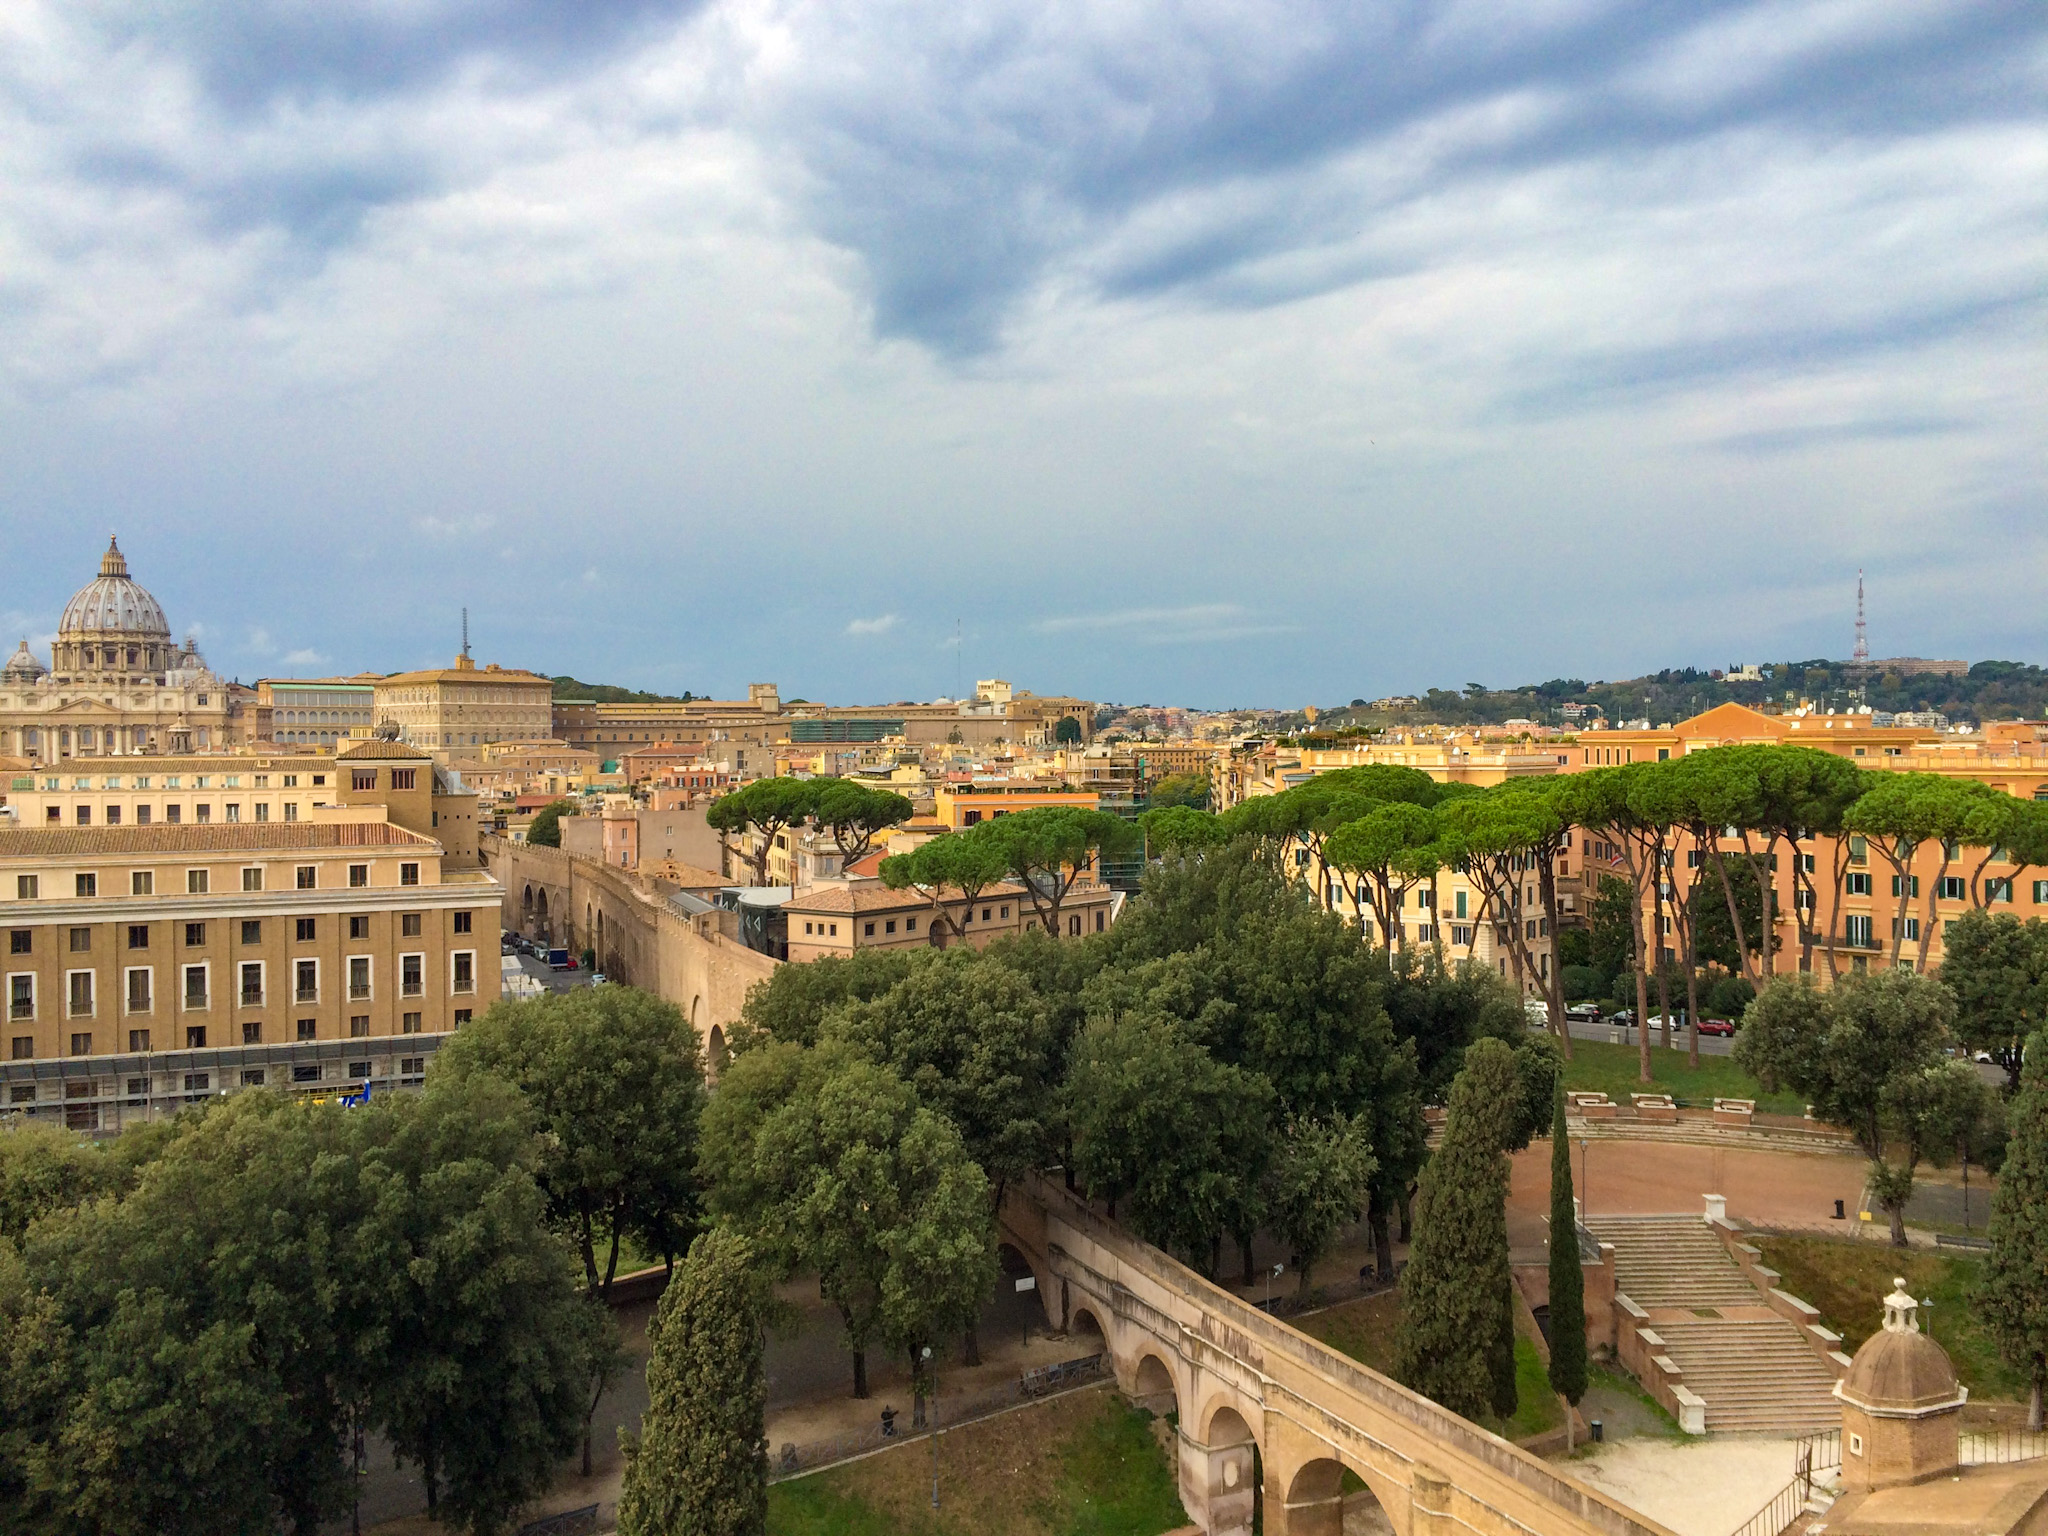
left=0, top=1, right=2041, bottom=710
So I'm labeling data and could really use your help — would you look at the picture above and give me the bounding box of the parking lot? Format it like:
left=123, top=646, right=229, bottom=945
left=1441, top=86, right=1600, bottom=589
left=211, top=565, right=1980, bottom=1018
left=501, top=936, right=600, bottom=997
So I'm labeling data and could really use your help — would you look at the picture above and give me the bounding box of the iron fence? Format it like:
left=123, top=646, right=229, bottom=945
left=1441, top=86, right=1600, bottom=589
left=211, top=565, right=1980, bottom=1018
left=513, top=1503, right=598, bottom=1536
left=1793, top=1427, right=1840, bottom=1479
left=1725, top=1476, right=1806, bottom=1536
left=770, top=1353, right=1106, bottom=1482
left=1962, top=1429, right=2048, bottom=1465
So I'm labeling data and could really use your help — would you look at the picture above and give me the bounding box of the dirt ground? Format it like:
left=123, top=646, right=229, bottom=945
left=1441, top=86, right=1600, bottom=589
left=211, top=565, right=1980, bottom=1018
left=1567, top=1436, right=1801, bottom=1536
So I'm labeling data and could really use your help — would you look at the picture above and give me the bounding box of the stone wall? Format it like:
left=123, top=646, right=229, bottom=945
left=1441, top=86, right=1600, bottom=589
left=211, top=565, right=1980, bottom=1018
left=482, top=834, right=776, bottom=1051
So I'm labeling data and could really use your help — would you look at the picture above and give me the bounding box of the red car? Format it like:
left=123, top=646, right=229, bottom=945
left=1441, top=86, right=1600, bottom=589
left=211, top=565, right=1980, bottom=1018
left=1696, top=1018, right=1737, bottom=1037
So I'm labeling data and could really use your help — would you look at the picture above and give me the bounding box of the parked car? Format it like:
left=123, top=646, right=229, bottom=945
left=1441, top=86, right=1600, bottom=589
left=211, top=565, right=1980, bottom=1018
left=1696, top=1018, right=1737, bottom=1037
left=1565, top=1002, right=1603, bottom=1022
left=1606, top=1008, right=1636, bottom=1025
left=1523, top=998, right=1550, bottom=1024
left=1646, top=1013, right=1688, bottom=1032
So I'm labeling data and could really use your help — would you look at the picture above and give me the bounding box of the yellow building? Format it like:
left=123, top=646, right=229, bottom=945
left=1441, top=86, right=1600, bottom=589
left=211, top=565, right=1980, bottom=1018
left=258, top=676, right=379, bottom=746
left=373, top=653, right=554, bottom=758
left=1, top=537, right=251, bottom=762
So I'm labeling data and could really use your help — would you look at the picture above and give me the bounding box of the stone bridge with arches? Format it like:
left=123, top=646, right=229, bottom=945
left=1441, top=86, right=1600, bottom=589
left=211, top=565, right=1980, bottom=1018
left=999, top=1175, right=1673, bottom=1536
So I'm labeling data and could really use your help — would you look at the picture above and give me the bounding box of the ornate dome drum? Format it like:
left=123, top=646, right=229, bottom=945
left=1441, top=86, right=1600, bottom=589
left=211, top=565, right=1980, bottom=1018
left=53, top=537, right=175, bottom=677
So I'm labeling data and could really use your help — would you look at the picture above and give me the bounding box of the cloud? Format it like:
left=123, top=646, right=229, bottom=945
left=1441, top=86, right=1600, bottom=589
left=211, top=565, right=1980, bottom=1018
left=281, top=647, right=326, bottom=666
left=1034, top=604, right=1247, bottom=634
left=244, top=626, right=275, bottom=655
left=844, top=613, right=899, bottom=636
left=416, top=513, right=496, bottom=539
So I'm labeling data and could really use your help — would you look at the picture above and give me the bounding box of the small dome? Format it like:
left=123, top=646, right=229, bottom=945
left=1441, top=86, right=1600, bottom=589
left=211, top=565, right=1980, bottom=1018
left=4, top=639, right=47, bottom=680
left=58, top=536, right=170, bottom=640
left=1839, top=1278, right=1963, bottom=1412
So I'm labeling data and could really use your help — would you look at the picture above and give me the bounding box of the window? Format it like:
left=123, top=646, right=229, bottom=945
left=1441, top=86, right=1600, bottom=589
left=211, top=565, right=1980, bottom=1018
left=127, top=924, right=149, bottom=950
left=241, top=1021, right=261, bottom=1044
left=75, top=805, right=91, bottom=826
left=76, top=872, right=97, bottom=898
left=9, top=976, right=34, bottom=1021
left=864, top=922, right=875, bottom=937
left=391, top=769, right=416, bottom=791
left=295, top=865, right=316, bottom=890
left=241, top=920, right=262, bottom=944
left=283, top=803, right=297, bottom=822
left=187, top=868, right=208, bottom=895
left=352, top=769, right=378, bottom=791
left=1000, top=905, right=1010, bottom=919
left=137, top=805, right=152, bottom=825
left=884, top=919, right=896, bottom=934
left=126, top=968, right=151, bottom=1013
left=167, top=805, right=182, bottom=824
left=905, top=917, right=917, bottom=933
left=225, top=804, right=240, bottom=823
left=349, top=864, right=368, bottom=888
left=1891, top=874, right=1920, bottom=898
left=452, top=952, right=474, bottom=993
left=1894, top=917, right=1921, bottom=942
left=2035, top=880, right=2048, bottom=904
left=293, top=1064, right=320, bottom=1083
left=284, top=775, right=298, bottom=788
left=1096, top=910, right=1106, bottom=932
left=239, top=962, right=263, bottom=1006
left=401, top=954, right=424, bottom=997
left=255, top=803, right=268, bottom=822
left=295, top=959, right=318, bottom=1003
left=347, top=1060, right=372, bottom=1080
left=1845, top=914, right=1874, bottom=948
left=296, top=1018, right=317, bottom=1041
left=183, top=965, right=208, bottom=1009
left=242, top=867, right=263, bottom=892
left=183, top=1072, right=210, bottom=1095
left=69, top=926, right=90, bottom=953
left=131, top=870, right=153, bottom=896
left=400, top=862, right=419, bottom=887
left=350, top=1015, right=369, bottom=1038
left=403, top=1011, right=423, bottom=1034
left=401, top=1056, right=425, bottom=1077
left=16, top=876, right=37, bottom=900
left=1846, top=872, right=1872, bottom=896
left=242, top=1069, right=266, bottom=1087
left=184, top=921, right=205, bottom=946
left=401, top=913, right=422, bottom=938
left=349, top=915, right=369, bottom=940
left=295, top=918, right=317, bottom=942
left=8, top=930, right=26, bottom=955
left=1939, top=876, right=1967, bottom=902
left=349, top=956, right=371, bottom=999
left=1848, top=834, right=1867, bottom=865
left=1985, top=878, right=2013, bottom=903
left=453, top=910, right=472, bottom=934
left=69, top=1032, right=92, bottom=1055
left=195, top=805, right=210, bottom=824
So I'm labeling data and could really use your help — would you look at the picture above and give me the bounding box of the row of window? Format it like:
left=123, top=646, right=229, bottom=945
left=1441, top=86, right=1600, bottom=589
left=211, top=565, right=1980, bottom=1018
left=15, top=863, right=422, bottom=900
left=6, top=953, right=477, bottom=1022
left=7, top=1036, right=448, bottom=1084
left=48, top=801, right=304, bottom=826
left=29, top=771, right=324, bottom=792
left=8, top=910, right=470, bottom=957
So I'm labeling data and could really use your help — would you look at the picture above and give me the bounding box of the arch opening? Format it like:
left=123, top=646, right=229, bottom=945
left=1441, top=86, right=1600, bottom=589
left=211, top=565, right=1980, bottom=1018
left=1286, top=1456, right=1392, bottom=1536
left=1131, top=1351, right=1178, bottom=1419
left=706, top=1024, right=728, bottom=1080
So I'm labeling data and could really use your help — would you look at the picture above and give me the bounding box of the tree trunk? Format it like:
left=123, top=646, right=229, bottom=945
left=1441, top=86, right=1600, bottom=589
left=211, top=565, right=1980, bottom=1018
left=1685, top=948, right=1701, bottom=1071
left=1626, top=849, right=1653, bottom=1083
left=2031, top=1367, right=2044, bottom=1434
left=962, top=1319, right=981, bottom=1367
left=852, top=1346, right=869, bottom=1400
left=1398, top=1186, right=1413, bottom=1243
left=1653, top=861, right=1672, bottom=1051
left=1370, top=1198, right=1394, bottom=1282
left=1240, top=1232, right=1258, bottom=1287
left=1540, top=856, right=1570, bottom=1059
left=1712, top=848, right=1762, bottom=990
left=1888, top=1202, right=1907, bottom=1248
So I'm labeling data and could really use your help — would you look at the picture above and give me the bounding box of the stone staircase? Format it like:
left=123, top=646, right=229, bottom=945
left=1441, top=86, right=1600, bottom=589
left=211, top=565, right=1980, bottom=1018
left=1588, top=1215, right=1842, bottom=1435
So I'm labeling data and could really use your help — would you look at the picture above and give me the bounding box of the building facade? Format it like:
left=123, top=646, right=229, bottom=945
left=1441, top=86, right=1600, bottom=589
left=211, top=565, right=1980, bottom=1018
left=1, top=538, right=248, bottom=762
left=373, top=654, right=555, bottom=757
left=259, top=677, right=378, bottom=745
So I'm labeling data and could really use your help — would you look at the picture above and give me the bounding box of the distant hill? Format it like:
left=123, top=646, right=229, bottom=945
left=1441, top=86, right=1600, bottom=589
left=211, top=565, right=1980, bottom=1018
left=1306, top=659, right=2046, bottom=733
left=549, top=676, right=697, bottom=705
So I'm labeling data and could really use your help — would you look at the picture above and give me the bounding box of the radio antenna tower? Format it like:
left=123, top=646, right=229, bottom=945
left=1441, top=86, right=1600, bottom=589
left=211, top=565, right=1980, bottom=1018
left=1852, top=571, right=1868, bottom=666
left=461, top=607, right=471, bottom=661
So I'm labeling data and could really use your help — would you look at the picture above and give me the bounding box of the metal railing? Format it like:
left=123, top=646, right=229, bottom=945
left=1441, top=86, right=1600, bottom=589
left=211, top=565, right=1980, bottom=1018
left=1725, top=1475, right=1807, bottom=1536
left=513, top=1503, right=598, bottom=1536
left=1962, top=1429, right=2048, bottom=1465
left=769, top=1353, right=1106, bottom=1483
left=1793, top=1428, right=1839, bottom=1478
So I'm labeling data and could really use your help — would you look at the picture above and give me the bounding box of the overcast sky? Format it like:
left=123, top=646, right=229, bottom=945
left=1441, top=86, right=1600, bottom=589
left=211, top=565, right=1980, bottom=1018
left=1, top=1, right=2040, bottom=708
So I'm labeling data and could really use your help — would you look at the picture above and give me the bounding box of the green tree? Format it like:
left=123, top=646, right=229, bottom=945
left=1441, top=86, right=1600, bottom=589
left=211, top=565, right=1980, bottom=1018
left=1148, top=771, right=1210, bottom=810
left=617, top=1226, right=771, bottom=1536
left=433, top=986, right=706, bottom=1291
left=734, top=947, right=915, bottom=1049
left=1981, top=1033, right=2048, bottom=1429
left=1265, top=1114, right=1376, bottom=1292
left=1065, top=1010, right=1275, bottom=1270
left=1844, top=773, right=2005, bottom=969
left=0, top=1121, right=160, bottom=1242
left=879, top=831, right=1016, bottom=944
left=525, top=798, right=576, bottom=848
left=1942, top=910, right=2048, bottom=1091
left=701, top=1044, right=994, bottom=1399
left=1054, top=715, right=1083, bottom=745
left=1395, top=1039, right=1521, bottom=1421
left=812, top=779, right=914, bottom=867
left=1737, top=972, right=1992, bottom=1244
left=1139, top=803, right=1225, bottom=856
left=1546, top=1084, right=1588, bottom=1445
left=707, top=778, right=820, bottom=886
left=977, top=806, right=1138, bottom=936
left=1325, top=801, right=1439, bottom=958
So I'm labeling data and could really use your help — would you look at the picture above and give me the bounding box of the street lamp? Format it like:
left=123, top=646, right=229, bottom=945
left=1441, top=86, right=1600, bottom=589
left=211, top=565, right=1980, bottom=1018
left=922, top=1346, right=938, bottom=1510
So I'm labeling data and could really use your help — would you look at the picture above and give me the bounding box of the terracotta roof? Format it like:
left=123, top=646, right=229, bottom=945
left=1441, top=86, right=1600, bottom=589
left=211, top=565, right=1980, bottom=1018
left=335, top=738, right=436, bottom=762
left=783, top=879, right=1030, bottom=914
left=377, top=662, right=553, bottom=686
left=0, top=821, right=437, bottom=857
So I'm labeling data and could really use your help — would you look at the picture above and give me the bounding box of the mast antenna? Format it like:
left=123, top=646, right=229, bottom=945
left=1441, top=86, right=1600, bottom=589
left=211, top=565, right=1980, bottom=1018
left=1852, top=572, right=1868, bottom=665
left=461, top=607, right=471, bottom=661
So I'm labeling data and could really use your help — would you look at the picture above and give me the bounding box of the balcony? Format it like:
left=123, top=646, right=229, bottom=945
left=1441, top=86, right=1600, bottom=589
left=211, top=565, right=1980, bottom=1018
left=240, top=988, right=264, bottom=1007
left=349, top=984, right=372, bottom=1001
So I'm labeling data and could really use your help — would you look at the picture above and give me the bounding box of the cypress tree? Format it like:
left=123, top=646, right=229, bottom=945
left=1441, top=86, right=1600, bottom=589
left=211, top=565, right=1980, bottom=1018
left=618, top=1226, right=770, bottom=1536
left=1981, top=1032, right=2048, bottom=1431
left=1490, top=1278, right=1519, bottom=1422
left=1395, top=1039, right=1520, bottom=1422
left=1546, top=1083, right=1588, bottom=1446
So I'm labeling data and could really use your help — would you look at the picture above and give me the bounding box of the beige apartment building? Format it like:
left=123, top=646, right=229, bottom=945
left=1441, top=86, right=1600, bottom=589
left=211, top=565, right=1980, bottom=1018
left=0, top=737, right=498, bottom=1128
left=783, top=879, right=1120, bottom=962
left=374, top=653, right=554, bottom=757
left=258, top=677, right=378, bottom=745
left=1, top=538, right=251, bottom=762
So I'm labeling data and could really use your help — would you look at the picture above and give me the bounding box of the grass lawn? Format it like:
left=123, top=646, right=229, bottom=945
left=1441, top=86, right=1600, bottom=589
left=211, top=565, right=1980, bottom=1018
left=1753, top=1233, right=2024, bottom=1402
left=1557, top=1036, right=1803, bottom=1115
left=1294, top=1289, right=1560, bottom=1441
left=767, top=1386, right=1186, bottom=1536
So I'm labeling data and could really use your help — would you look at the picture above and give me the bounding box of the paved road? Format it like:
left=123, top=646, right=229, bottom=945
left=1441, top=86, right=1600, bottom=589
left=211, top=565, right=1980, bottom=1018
left=1545, top=1016, right=1737, bottom=1056
left=502, top=948, right=600, bottom=997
